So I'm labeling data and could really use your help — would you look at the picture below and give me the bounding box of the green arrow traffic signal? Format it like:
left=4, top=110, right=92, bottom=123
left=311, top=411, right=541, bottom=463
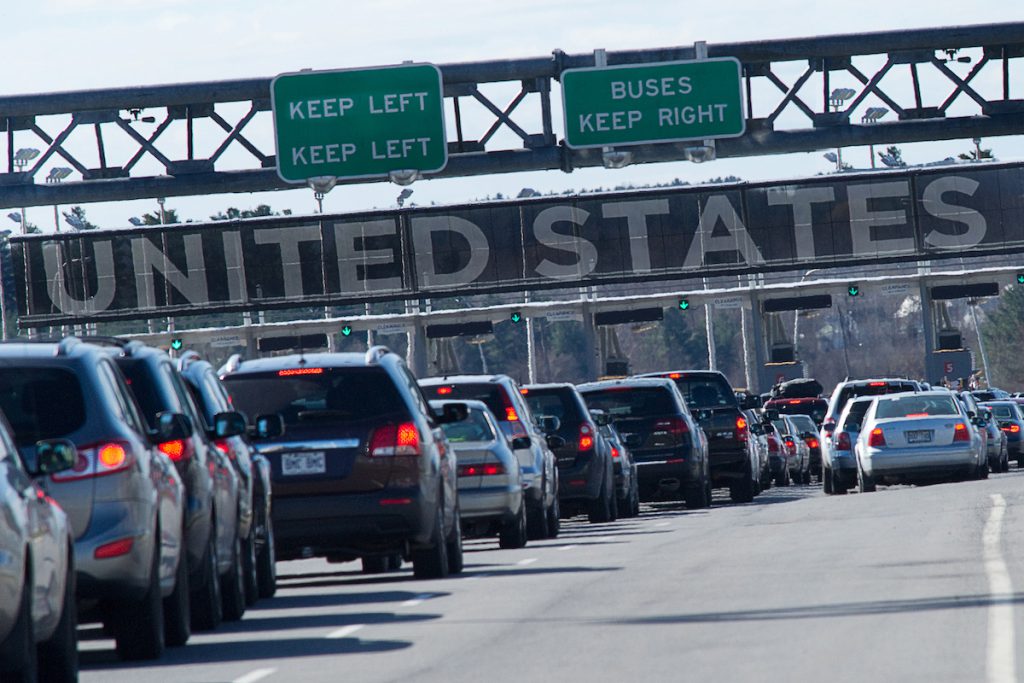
left=678, top=298, right=690, bottom=311
left=847, top=284, right=860, bottom=297
left=510, top=311, right=522, bottom=324
left=170, top=338, right=183, bottom=350
left=1017, top=273, right=1024, bottom=285
left=341, top=325, right=353, bottom=337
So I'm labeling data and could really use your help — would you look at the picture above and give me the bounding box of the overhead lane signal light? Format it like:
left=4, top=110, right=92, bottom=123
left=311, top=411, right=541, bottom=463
left=678, top=298, right=690, bottom=311
left=847, top=284, right=860, bottom=297
left=170, top=338, right=183, bottom=351
left=510, top=311, right=522, bottom=324
left=1017, top=273, right=1024, bottom=285
left=341, top=325, right=353, bottom=337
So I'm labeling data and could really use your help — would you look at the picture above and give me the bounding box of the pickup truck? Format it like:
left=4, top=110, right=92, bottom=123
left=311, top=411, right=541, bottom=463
left=636, top=370, right=757, bottom=503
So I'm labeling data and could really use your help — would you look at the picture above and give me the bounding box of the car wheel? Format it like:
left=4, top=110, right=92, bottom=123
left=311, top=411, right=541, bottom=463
left=588, top=474, right=613, bottom=523
left=500, top=502, right=529, bottom=549
left=546, top=492, right=561, bottom=538
left=112, top=542, right=165, bottom=661
left=412, top=505, right=449, bottom=579
left=822, top=466, right=834, bottom=494
left=684, top=471, right=710, bottom=510
left=38, top=552, right=78, bottom=681
left=832, top=469, right=848, bottom=496
left=729, top=463, right=755, bottom=504
left=608, top=481, right=619, bottom=521
left=633, top=480, right=641, bottom=517
left=361, top=556, right=392, bottom=573
left=241, top=526, right=259, bottom=606
left=191, top=528, right=223, bottom=631
left=857, top=464, right=876, bottom=493
left=221, top=535, right=247, bottom=622
left=0, top=557, right=37, bottom=682
left=256, top=516, right=277, bottom=599
left=162, top=540, right=191, bottom=647
left=445, top=510, right=464, bottom=575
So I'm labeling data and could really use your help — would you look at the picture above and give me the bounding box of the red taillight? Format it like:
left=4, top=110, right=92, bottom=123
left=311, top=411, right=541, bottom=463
left=836, top=432, right=852, bottom=450
left=611, top=446, right=620, bottom=459
left=788, top=400, right=802, bottom=405
left=52, top=441, right=134, bottom=482
left=369, top=422, right=420, bottom=457
left=767, top=437, right=780, bottom=454
left=735, top=416, right=748, bottom=442
left=578, top=424, right=594, bottom=451
left=505, top=407, right=519, bottom=422
left=953, top=422, right=970, bottom=442
left=458, top=463, right=504, bottom=476
left=783, top=437, right=796, bottom=454
left=868, top=428, right=886, bottom=447
left=806, top=438, right=820, bottom=450
left=214, top=439, right=236, bottom=460
left=668, top=372, right=682, bottom=379
left=869, top=382, right=886, bottom=387
left=1001, top=424, right=1021, bottom=434
left=94, top=537, right=134, bottom=559
left=436, top=386, right=453, bottom=395
left=158, top=439, right=190, bottom=463
left=277, top=368, right=324, bottom=376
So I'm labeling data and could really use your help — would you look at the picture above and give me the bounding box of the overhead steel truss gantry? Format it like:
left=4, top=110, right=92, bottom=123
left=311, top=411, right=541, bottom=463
left=2, top=21, right=1024, bottom=210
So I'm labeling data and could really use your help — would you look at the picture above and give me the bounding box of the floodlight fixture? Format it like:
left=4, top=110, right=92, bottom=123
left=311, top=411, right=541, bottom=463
left=388, top=169, right=421, bottom=186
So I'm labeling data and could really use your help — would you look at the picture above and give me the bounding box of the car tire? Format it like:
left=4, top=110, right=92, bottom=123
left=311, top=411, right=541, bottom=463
left=526, top=503, right=548, bottom=540
left=445, top=510, right=464, bottom=574
left=588, top=475, right=613, bottom=523
left=857, top=464, right=876, bottom=493
left=684, top=471, right=711, bottom=510
left=609, top=480, right=619, bottom=521
left=162, top=541, right=191, bottom=647
left=256, top=516, right=277, bottom=599
left=546, top=492, right=561, bottom=538
left=221, top=535, right=247, bottom=622
left=499, top=502, right=529, bottom=549
left=412, top=506, right=449, bottom=579
left=38, top=553, right=78, bottom=681
left=191, top=529, right=224, bottom=631
left=241, top=526, right=259, bottom=606
left=832, top=469, right=848, bottom=495
left=729, top=463, right=755, bottom=504
left=823, top=466, right=834, bottom=494
left=0, top=558, right=37, bottom=682
left=632, top=480, right=641, bottom=517
left=361, top=556, right=392, bottom=574
left=112, top=542, right=165, bottom=661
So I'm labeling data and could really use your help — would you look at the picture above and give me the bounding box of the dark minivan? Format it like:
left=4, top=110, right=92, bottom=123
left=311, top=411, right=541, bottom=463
left=577, top=378, right=711, bottom=509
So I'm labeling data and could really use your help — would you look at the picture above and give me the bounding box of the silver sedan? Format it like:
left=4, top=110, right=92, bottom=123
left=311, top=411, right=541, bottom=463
left=855, top=391, right=986, bottom=492
left=431, top=400, right=527, bottom=550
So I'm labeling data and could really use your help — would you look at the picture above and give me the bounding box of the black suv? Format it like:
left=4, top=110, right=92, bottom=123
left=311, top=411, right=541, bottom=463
left=522, top=384, right=616, bottom=523
left=637, top=370, right=757, bottom=503
left=578, top=377, right=711, bottom=509
left=178, top=351, right=276, bottom=601
left=220, top=346, right=467, bottom=579
left=97, top=339, right=246, bottom=630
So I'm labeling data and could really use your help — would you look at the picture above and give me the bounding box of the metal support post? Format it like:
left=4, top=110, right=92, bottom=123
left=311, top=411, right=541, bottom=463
left=748, top=292, right=767, bottom=393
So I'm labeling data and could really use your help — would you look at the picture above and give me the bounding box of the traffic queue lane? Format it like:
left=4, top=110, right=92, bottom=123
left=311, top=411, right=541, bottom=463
left=78, top=476, right=1024, bottom=683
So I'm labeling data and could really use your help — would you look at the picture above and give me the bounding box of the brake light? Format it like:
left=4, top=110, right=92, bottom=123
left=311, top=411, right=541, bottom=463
left=953, top=422, right=970, bottom=442
left=277, top=368, right=324, bottom=376
left=836, top=432, right=852, bottom=450
left=519, top=388, right=529, bottom=395
left=436, top=386, right=453, bottom=396
left=1001, top=424, right=1021, bottom=434
left=579, top=424, right=594, bottom=451
left=505, top=407, right=519, bottom=421
left=94, top=537, right=135, bottom=559
left=611, top=446, right=620, bottom=459
left=868, top=428, right=886, bottom=447
left=735, top=416, right=748, bottom=442
left=52, top=441, right=134, bottom=482
left=905, top=413, right=929, bottom=418
left=458, top=463, right=504, bottom=476
left=214, top=439, right=236, bottom=460
left=158, top=439, right=194, bottom=463
left=783, top=437, right=796, bottom=453
left=788, top=400, right=802, bottom=405
left=869, top=382, right=886, bottom=387
left=369, top=422, right=421, bottom=457
left=668, top=372, right=682, bottom=379
left=806, top=437, right=820, bottom=449
left=767, top=437, right=780, bottom=454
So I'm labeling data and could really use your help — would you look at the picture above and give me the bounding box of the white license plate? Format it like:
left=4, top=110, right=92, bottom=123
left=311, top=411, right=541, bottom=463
left=906, top=430, right=933, bottom=444
left=281, top=451, right=326, bottom=475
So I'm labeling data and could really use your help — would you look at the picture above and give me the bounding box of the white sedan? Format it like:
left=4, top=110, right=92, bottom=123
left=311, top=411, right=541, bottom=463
left=855, top=391, right=986, bottom=492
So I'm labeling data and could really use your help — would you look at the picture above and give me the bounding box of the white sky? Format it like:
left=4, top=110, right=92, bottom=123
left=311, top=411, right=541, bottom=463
left=4, top=0, right=1023, bottom=229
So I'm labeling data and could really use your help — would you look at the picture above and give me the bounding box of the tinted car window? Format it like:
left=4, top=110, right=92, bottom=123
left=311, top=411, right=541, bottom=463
left=842, top=401, right=872, bottom=430
left=523, top=391, right=575, bottom=424
left=440, top=408, right=496, bottom=443
left=581, top=387, right=675, bottom=417
left=987, top=404, right=1019, bottom=420
left=876, top=395, right=959, bottom=418
left=670, top=376, right=736, bottom=409
left=836, top=382, right=918, bottom=412
left=120, top=361, right=175, bottom=429
left=425, top=383, right=507, bottom=420
left=0, top=367, right=86, bottom=445
left=773, top=399, right=828, bottom=424
left=788, top=415, right=818, bottom=435
left=225, top=367, right=405, bottom=425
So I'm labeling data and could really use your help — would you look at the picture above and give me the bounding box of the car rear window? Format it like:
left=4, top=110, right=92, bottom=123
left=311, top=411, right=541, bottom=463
left=119, top=360, right=175, bottom=429
left=666, top=375, right=736, bottom=409
left=875, top=395, right=959, bottom=419
left=841, top=401, right=872, bottom=431
left=834, top=382, right=918, bottom=416
left=984, top=404, right=1018, bottom=420
left=788, top=415, right=818, bottom=435
left=425, top=383, right=510, bottom=421
left=771, top=399, right=828, bottom=424
left=0, top=367, right=87, bottom=444
left=579, top=387, right=676, bottom=418
left=522, top=389, right=581, bottom=427
left=224, top=367, right=406, bottom=425
left=440, top=408, right=496, bottom=443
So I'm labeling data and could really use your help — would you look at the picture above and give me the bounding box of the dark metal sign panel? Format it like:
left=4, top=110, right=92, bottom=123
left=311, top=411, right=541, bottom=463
left=12, top=161, right=1024, bottom=326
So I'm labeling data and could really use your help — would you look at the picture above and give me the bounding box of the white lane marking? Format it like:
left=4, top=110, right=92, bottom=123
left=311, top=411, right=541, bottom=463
left=401, top=593, right=438, bottom=607
left=234, top=669, right=277, bottom=683
left=559, top=544, right=578, bottom=551
left=984, top=494, right=1016, bottom=683
left=516, top=558, right=538, bottom=566
left=468, top=573, right=492, bottom=580
left=325, top=624, right=364, bottom=640
left=653, top=521, right=671, bottom=528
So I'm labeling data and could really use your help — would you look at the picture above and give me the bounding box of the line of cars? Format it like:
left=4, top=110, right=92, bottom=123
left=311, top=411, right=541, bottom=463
left=0, top=337, right=276, bottom=681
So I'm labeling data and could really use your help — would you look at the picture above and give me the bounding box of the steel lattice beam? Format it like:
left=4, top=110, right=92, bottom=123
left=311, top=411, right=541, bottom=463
left=1, top=21, right=1023, bottom=210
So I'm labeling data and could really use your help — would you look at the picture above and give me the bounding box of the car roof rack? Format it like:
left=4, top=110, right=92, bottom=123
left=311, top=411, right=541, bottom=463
left=218, top=353, right=245, bottom=376
left=365, top=345, right=393, bottom=365
left=75, top=335, right=147, bottom=356
left=176, top=350, right=202, bottom=371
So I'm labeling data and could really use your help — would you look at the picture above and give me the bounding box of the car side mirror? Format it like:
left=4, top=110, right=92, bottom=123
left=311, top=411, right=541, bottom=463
left=973, top=417, right=986, bottom=428
left=33, top=439, right=77, bottom=476
left=434, top=403, right=468, bottom=425
left=254, top=413, right=285, bottom=439
left=749, top=423, right=763, bottom=435
left=763, top=409, right=780, bottom=422
left=967, top=410, right=976, bottom=419
left=512, top=436, right=533, bottom=450
left=623, top=433, right=643, bottom=449
left=544, top=435, right=565, bottom=450
left=537, top=415, right=561, bottom=433
left=213, top=411, right=247, bottom=439
left=153, top=411, right=192, bottom=443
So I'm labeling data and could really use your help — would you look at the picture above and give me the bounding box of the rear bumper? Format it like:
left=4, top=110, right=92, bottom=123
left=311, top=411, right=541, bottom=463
left=557, top=457, right=603, bottom=502
left=634, top=454, right=701, bottom=493
left=862, top=446, right=979, bottom=478
left=708, top=444, right=749, bottom=482
left=459, top=484, right=522, bottom=522
left=75, top=500, right=156, bottom=603
left=272, top=489, right=434, bottom=559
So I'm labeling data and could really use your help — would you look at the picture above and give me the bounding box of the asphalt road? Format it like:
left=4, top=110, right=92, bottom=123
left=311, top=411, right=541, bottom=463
left=79, top=473, right=1024, bottom=683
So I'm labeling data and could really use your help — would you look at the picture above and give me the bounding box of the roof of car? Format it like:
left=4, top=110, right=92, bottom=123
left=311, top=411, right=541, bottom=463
left=577, top=377, right=677, bottom=392
left=221, top=351, right=395, bottom=375
left=420, top=374, right=512, bottom=385
left=521, top=383, right=576, bottom=392
left=634, top=369, right=727, bottom=378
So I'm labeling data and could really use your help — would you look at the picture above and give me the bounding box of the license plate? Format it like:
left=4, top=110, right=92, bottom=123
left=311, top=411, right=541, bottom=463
left=715, top=431, right=733, bottom=439
left=281, top=451, right=326, bottom=475
left=906, top=430, right=933, bottom=444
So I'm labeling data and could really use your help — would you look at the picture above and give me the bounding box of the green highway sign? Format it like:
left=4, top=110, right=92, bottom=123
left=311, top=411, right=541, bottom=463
left=561, top=58, right=745, bottom=149
left=271, top=63, right=447, bottom=183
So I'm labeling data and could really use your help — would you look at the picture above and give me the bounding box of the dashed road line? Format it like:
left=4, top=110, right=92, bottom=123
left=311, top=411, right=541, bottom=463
left=325, top=624, right=364, bottom=640
left=516, top=557, right=538, bottom=566
left=984, top=494, right=1016, bottom=683
left=402, top=593, right=439, bottom=607
left=234, top=669, right=276, bottom=683
left=559, top=544, right=578, bottom=551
